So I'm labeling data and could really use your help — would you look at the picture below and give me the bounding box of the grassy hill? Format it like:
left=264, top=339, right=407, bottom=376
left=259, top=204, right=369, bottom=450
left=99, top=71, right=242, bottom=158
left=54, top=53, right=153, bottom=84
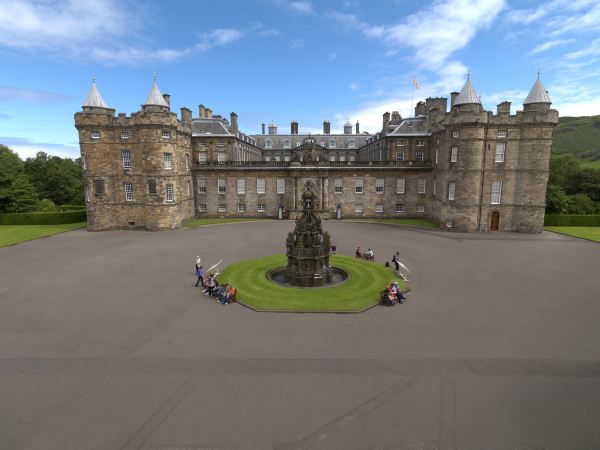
left=553, top=115, right=600, bottom=162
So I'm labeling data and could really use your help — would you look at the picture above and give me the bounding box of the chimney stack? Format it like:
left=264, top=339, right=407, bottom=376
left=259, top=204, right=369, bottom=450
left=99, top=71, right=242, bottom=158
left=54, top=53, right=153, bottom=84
left=261, top=122, right=265, bottom=134
left=230, top=112, right=238, bottom=132
left=356, top=121, right=360, bottom=134
left=323, top=120, right=331, bottom=134
left=291, top=120, right=298, bottom=135
left=180, top=107, right=192, bottom=124
left=162, top=94, right=170, bottom=107
left=382, top=112, right=390, bottom=134
left=496, top=101, right=511, bottom=115
left=206, top=108, right=212, bottom=119
left=199, top=104, right=206, bottom=118
left=450, top=92, right=459, bottom=108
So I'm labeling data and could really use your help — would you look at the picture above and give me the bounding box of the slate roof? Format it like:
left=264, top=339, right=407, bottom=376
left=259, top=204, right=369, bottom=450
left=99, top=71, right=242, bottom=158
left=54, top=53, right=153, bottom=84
left=388, top=117, right=431, bottom=136
left=83, top=81, right=110, bottom=108
left=524, top=77, right=552, bottom=104
left=192, top=118, right=232, bottom=136
left=454, top=78, right=481, bottom=105
left=253, top=133, right=371, bottom=149
left=144, top=78, right=169, bottom=107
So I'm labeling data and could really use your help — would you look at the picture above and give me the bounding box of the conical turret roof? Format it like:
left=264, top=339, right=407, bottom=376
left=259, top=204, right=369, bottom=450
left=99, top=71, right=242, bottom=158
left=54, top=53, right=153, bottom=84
left=144, top=77, right=169, bottom=107
left=83, top=79, right=110, bottom=108
left=454, top=77, right=481, bottom=105
left=524, top=76, right=551, bottom=104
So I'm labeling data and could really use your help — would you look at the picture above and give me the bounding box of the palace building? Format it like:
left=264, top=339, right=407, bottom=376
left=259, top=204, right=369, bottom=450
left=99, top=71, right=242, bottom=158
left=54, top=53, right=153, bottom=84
left=74, top=75, right=558, bottom=232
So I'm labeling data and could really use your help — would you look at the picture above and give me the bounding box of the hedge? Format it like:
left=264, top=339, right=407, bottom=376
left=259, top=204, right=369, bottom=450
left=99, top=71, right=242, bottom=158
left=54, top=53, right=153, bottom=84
left=544, top=214, right=600, bottom=226
left=58, top=204, right=86, bottom=211
left=0, top=210, right=86, bottom=225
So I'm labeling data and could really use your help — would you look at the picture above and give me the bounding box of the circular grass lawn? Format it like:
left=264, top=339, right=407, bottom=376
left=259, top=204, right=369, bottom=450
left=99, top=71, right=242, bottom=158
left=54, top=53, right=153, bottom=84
left=218, top=253, right=406, bottom=312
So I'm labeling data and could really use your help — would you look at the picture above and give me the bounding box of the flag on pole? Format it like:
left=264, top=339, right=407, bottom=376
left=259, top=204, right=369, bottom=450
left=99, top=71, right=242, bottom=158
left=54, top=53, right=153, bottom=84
left=413, top=78, right=420, bottom=90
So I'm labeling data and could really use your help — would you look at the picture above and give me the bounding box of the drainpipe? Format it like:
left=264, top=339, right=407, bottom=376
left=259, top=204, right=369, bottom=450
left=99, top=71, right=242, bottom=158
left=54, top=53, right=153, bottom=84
left=477, top=123, right=489, bottom=232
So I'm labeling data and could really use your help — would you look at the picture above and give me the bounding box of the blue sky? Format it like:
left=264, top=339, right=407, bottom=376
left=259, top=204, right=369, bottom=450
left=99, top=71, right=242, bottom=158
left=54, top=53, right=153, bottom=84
left=1, top=0, right=599, bottom=159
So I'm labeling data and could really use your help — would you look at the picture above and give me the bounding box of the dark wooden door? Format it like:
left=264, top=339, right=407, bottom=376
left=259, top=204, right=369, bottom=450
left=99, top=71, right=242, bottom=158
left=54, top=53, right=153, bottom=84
left=490, top=211, right=500, bottom=231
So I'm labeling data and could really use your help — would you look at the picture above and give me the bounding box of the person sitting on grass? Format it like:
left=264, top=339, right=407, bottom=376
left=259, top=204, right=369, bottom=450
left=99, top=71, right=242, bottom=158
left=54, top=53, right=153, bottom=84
left=391, top=282, right=405, bottom=304
left=355, top=247, right=361, bottom=258
left=383, top=285, right=396, bottom=306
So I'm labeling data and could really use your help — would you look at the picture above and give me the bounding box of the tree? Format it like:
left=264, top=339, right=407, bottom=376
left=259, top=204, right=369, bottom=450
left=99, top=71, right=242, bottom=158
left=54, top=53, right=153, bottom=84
left=564, top=167, right=600, bottom=203
left=546, top=184, right=572, bottom=214
left=24, top=152, right=84, bottom=205
left=6, top=173, right=38, bottom=213
left=0, top=144, right=24, bottom=213
left=548, top=152, right=580, bottom=187
left=567, top=193, right=597, bottom=214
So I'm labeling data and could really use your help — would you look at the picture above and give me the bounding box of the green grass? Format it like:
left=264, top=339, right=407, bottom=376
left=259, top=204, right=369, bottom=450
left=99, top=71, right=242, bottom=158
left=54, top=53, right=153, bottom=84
left=183, top=218, right=271, bottom=228
left=545, top=226, right=600, bottom=243
left=218, top=253, right=405, bottom=312
left=349, top=218, right=438, bottom=229
left=579, top=159, right=600, bottom=169
left=0, top=222, right=86, bottom=247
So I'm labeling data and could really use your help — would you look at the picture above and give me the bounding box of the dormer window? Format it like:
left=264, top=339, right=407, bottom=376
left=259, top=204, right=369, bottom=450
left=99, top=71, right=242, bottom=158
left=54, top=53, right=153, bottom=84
left=91, top=131, right=100, bottom=139
left=162, top=130, right=171, bottom=139
left=416, top=140, right=424, bottom=146
left=217, top=141, right=226, bottom=147
left=265, top=140, right=273, bottom=149
left=348, top=139, right=355, bottom=148
left=283, top=139, right=291, bottom=149
left=396, top=140, right=405, bottom=146
left=329, top=139, right=336, bottom=148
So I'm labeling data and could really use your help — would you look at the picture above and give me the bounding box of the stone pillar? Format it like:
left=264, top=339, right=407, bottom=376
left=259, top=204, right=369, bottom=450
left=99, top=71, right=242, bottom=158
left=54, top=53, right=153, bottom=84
left=293, top=177, right=298, bottom=211
left=323, top=177, right=329, bottom=212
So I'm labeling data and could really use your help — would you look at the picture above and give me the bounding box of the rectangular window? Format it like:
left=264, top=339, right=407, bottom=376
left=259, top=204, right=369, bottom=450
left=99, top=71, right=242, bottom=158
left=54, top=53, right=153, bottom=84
left=274, top=155, right=281, bottom=161
left=396, top=140, right=405, bottom=146
left=284, top=155, right=291, bottom=162
left=375, top=178, right=384, bottom=194
left=396, top=178, right=405, bottom=194
left=265, top=155, right=272, bottom=162
left=120, top=131, right=129, bottom=139
left=435, top=148, right=439, bottom=165
left=162, top=130, right=171, bottom=139
left=448, top=182, right=456, bottom=201
left=237, top=203, right=246, bottom=213
left=121, top=149, right=131, bottom=168
left=166, top=184, right=174, bottom=202
left=197, top=177, right=206, bottom=194
left=94, top=179, right=105, bottom=194
left=416, top=140, right=424, bottom=146
left=276, top=178, right=285, bottom=194
left=198, top=141, right=207, bottom=147
left=257, top=203, right=266, bottom=213
left=451, top=146, right=458, bottom=163
left=417, top=178, right=426, bottom=194
left=339, top=155, right=346, bottom=162
left=375, top=204, right=384, bottom=213
left=124, top=182, right=133, bottom=201
left=495, top=143, right=505, bottom=163
left=217, top=141, right=226, bottom=147
left=329, top=155, right=336, bottom=162
left=218, top=178, right=226, bottom=194
left=416, top=204, right=425, bottom=213
left=198, top=204, right=207, bottom=213
left=256, top=178, right=266, bottom=194
left=355, top=178, right=364, bottom=194
left=349, top=155, right=356, bottom=161
left=163, top=153, right=172, bottom=170
left=396, top=152, right=405, bottom=162
left=91, top=131, right=100, bottom=139
left=416, top=151, right=424, bottom=162
left=148, top=180, right=157, bottom=194
left=497, top=129, right=507, bottom=138
left=237, top=178, right=246, bottom=195
left=217, top=152, right=226, bottom=162
left=218, top=203, right=227, bottom=213
left=354, top=205, right=363, bottom=214
left=491, top=180, right=502, bottom=204
left=197, top=152, right=206, bottom=164
left=334, top=178, right=343, bottom=194
left=395, top=204, right=405, bottom=213
left=452, top=130, right=459, bottom=138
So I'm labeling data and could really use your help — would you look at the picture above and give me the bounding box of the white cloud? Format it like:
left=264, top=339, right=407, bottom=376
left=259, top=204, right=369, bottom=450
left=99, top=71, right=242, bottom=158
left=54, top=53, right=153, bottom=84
left=289, top=1, right=314, bottom=14
left=1, top=137, right=79, bottom=159
left=0, top=86, right=70, bottom=102
left=289, top=38, right=305, bottom=49
left=348, top=83, right=359, bottom=90
left=196, top=28, right=244, bottom=51
left=530, top=39, right=573, bottom=54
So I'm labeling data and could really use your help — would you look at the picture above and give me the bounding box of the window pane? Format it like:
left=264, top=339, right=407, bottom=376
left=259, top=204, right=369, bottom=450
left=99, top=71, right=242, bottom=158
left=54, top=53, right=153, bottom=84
left=166, top=184, right=174, bottom=202
left=355, top=178, right=363, bottom=194
left=417, top=178, right=426, bottom=194
left=124, top=182, right=133, bottom=201
left=148, top=180, right=157, bottom=194
left=396, top=178, right=405, bottom=194
left=163, top=153, right=172, bottom=169
left=218, top=178, right=226, bottom=193
left=334, top=179, right=342, bottom=193
left=451, top=146, right=458, bottom=163
left=276, top=178, right=285, bottom=194
left=376, top=178, right=384, bottom=193
left=495, top=143, right=505, bottom=162
left=197, top=178, right=206, bottom=194
left=491, top=180, right=502, bottom=204
left=448, top=182, right=455, bottom=201
left=94, top=179, right=105, bottom=194
left=237, top=178, right=245, bottom=194
left=122, top=149, right=131, bottom=168
left=256, top=178, right=266, bottom=194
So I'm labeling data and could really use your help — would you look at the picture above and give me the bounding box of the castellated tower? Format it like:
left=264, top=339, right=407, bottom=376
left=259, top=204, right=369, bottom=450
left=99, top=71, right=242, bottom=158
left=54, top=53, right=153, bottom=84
left=75, top=78, right=194, bottom=231
left=431, top=75, right=558, bottom=232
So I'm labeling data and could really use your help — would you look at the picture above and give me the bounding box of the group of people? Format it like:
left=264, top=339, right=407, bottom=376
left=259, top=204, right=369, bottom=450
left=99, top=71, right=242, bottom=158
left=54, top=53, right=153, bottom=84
left=355, top=247, right=375, bottom=260
left=383, top=281, right=406, bottom=306
left=195, top=256, right=236, bottom=305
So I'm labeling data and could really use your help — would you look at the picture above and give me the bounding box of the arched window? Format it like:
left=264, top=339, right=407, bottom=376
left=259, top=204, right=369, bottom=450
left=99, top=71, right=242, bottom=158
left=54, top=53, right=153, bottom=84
left=265, top=139, right=273, bottom=149
left=283, top=139, right=291, bottom=149
left=329, top=139, right=336, bottom=148
left=348, top=139, right=355, bottom=148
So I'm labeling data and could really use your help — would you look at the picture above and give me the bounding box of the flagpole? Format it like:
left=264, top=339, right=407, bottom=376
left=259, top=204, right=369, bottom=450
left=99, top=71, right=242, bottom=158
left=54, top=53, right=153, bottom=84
left=411, top=76, right=414, bottom=118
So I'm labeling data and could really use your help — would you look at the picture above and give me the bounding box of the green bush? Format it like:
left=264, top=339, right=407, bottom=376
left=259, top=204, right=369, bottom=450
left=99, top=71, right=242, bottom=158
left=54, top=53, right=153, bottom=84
left=544, top=214, right=600, bottom=226
left=58, top=204, right=86, bottom=211
left=0, top=210, right=86, bottom=225
left=36, top=199, right=58, bottom=212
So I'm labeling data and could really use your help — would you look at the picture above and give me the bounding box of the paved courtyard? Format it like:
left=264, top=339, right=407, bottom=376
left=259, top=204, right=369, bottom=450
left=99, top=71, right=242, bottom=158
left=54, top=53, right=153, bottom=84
left=0, top=221, right=599, bottom=450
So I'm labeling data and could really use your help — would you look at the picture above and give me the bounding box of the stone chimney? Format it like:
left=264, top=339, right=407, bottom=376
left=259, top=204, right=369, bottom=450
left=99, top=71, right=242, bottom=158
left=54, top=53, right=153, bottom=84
left=206, top=108, right=212, bottom=119
left=496, top=101, right=511, bottom=115
left=323, top=120, right=331, bottom=134
left=230, top=112, right=238, bottom=132
left=180, top=107, right=192, bottom=124
left=450, top=92, right=459, bottom=108
left=382, top=112, right=390, bottom=133
left=199, top=104, right=206, bottom=118
left=356, top=121, right=360, bottom=134
left=162, top=94, right=170, bottom=107
left=291, top=120, right=298, bottom=134
left=261, top=122, right=265, bottom=134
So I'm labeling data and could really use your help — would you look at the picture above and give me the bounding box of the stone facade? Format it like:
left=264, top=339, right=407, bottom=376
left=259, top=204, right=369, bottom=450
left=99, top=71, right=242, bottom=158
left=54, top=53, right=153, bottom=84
left=75, top=77, right=557, bottom=232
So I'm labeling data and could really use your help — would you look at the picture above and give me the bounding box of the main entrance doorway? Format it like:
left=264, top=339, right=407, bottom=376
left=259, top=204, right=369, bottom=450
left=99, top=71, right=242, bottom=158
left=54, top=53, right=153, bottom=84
left=490, top=211, right=500, bottom=231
